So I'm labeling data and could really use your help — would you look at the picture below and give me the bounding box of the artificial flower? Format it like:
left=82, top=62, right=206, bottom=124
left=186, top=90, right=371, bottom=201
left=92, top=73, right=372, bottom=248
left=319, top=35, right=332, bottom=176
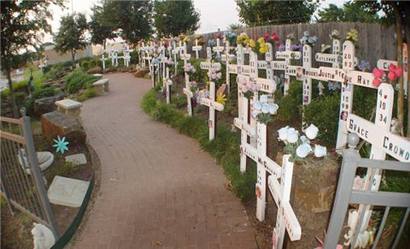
left=271, top=33, right=280, bottom=42
left=216, top=92, right=227, bottom=105
left=320, top=44, right=331, bottom=53
left=388, top=63, right=403, bottom=81
left=329, top=29, right=340, bottom=40
left=257, top=37, right=265, bottom=44
left=358, top=60, right=370, bottom=72
left=296, top=143, right=312, bottom=158
left=286, top=128, right=299, bottom=144
left=237, top=32, right=250, bottom=46
left=248, top=39, right=256, bottom=48
left=313, top=145, right=327, bottom=158
left=305, top=124, right=319, bottom=140
left=278, top=126, right=289, bottom=141
left=346, top=29, right=358, bottom=43
left=259, top=43, right=269, bottom=54
left=372, top=67, right=384, bottom=87
left=300, top=135, right=309, bottom=144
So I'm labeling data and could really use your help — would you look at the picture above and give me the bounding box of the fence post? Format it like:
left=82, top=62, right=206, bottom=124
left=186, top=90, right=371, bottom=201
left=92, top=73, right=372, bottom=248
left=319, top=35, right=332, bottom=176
left=324, top=133, right=360, bottom=249
left=20, top=109, right=60, bottom=239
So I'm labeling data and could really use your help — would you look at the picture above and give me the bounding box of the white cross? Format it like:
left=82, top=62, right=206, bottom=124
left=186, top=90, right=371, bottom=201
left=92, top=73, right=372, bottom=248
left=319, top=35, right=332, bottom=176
left=198, top=81, right=224, bottom=140
left=221, top=40, right=237, bottom=94
left=192, top=39, right=202, bottom=59
left=163, top=67, right=173, bottom=104
left=180, top=46, right=193, bottom=116
left=212, top=38, right=224, bottom=58
left=123, top=46, right=132, bottom=67
left=171, top=39, right=178, bottom=74
left=111, top=50, right=119, bottom=67
left=274, top=39, right=301, bottom=95
left=100, top=53, right=109, bottom=70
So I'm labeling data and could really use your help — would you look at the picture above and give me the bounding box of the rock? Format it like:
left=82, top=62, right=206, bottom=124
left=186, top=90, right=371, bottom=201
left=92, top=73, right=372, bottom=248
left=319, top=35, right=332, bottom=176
left=41, top=111, right=86, bottom=145
left=55, top=99, right=82, bottom=117
left=65, top=153, right=87, bottom=165
left=87, top=66, right=102, bottom=74
left=134, top=69, right=149, bottom=78
left=31, top=223, right=55, bottom=249
left=34, top=93, right=65, bottom=117
left=92, top=78, right=109, bottom=95
left=47, top=176, right=90, bottom=207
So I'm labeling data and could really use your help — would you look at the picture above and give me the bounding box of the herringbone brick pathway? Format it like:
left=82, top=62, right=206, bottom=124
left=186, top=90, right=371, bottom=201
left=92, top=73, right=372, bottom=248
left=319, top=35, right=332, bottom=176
left=72, top=73, right=257, bottom=249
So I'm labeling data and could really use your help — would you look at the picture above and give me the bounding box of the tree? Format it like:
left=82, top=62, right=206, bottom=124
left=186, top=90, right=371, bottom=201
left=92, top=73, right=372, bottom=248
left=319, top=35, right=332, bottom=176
left=54, top=14, right=88, bottom=66
left=103, top=0, right=153, bottom=44
left=317, top=2, right=381, bottom=23
left=89, top=3, right=117, bottom=50
left=1, top=0, right=63, bottom=117
left=153, top=0, right=200, bottom=37
left=236, top=0, right=318, bottom=26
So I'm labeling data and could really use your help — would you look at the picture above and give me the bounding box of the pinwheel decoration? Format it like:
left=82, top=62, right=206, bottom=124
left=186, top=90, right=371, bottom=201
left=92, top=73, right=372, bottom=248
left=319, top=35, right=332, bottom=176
left=53, top=136, right=69, bottom=154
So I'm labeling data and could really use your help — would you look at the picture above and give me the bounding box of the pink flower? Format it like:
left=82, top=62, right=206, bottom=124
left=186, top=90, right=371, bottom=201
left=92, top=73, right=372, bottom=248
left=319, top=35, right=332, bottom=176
left=372, top=77, right=381, bottom=87
left=389, top=63, right=403, bottom=78
left=271, top=33, right=280, bottom=42
left=372, top=68, right=383, bottom=78
left=263, top=32, right=270, bottom=42
left=388, top=71, right=397, bottom=81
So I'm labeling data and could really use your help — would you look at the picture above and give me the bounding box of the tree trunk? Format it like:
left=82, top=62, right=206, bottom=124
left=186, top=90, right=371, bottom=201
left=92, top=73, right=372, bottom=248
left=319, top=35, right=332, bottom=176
left=71, top=50, right=76, bottom=69
left=6, top=69, right=19, bottom=117
left=394, top=4, right=404, bottom=135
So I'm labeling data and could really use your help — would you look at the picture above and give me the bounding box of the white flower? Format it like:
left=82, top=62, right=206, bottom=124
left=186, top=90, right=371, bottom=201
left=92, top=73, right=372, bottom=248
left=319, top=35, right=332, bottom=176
left=260, top=94, right=268, bottom=103
left=305, top=124, right=319, bottom=140
left=314, top=144, right=327, bottom=158
left=261, top=103, right=270, bottom=113
left=300, top=135, right=309, bottom=144
left=287, top=128, right=299, bottom=144
left=296, top=143, right=312, bottom=158
left=253, top=101, right=262, bottom=111
left=278, top=126, right=289, bottom=141
left=268, top=103, right=279, bottom=114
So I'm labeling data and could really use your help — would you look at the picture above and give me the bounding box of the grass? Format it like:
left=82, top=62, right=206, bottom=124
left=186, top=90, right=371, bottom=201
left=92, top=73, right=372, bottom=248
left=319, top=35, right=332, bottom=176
left=141, top=89, right=256, bottom=201
left=77, top=88, right=97, bottom=102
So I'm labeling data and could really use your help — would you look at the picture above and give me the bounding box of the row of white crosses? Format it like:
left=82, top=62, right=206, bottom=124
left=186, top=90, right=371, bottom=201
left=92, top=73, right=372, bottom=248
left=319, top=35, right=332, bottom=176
left=192, top=38, right=202, bottom=59
left=199, top=47, right=224, bottom=140
left=233, top=43, right=302, bottom=249
left=179, top=42, right=195, bottom=116
left=221, top=39, right=237, bottom=94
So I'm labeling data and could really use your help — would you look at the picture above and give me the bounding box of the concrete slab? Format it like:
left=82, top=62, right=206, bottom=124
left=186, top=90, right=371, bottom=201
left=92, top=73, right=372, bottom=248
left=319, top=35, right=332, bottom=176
left=65, top=153, right=87, bottom=165
left=48, top=176, right=90, bottom=208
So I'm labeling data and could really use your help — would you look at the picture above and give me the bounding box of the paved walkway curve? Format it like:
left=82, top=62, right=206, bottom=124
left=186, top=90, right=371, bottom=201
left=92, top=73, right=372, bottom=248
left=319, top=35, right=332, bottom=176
left=73, top=73, right=257, bottom=249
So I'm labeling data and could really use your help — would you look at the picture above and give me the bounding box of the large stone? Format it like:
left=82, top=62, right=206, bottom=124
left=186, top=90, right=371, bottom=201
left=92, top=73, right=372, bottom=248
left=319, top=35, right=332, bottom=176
left=47, top=176, right=90, bottom=207
left=65, top=153, right=87, bottom=166
left=41, top=111, right=86, bottom=145
left=55, top=99, right=82, bottom=117
left=92, top=78, right=109, bottom=95
left=34, top=92, right=65, bottom=117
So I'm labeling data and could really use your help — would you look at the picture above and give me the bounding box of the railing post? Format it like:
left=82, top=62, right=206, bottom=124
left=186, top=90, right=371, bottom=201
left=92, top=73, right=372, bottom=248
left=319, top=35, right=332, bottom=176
left=324, top=133, right=360, bottom=249
left=20, top=109, right=60, bottom=239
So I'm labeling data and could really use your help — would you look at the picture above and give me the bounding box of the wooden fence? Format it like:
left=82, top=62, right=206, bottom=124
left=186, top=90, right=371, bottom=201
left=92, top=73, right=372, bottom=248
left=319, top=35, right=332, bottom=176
left=199, top=22, right=396, bottom=67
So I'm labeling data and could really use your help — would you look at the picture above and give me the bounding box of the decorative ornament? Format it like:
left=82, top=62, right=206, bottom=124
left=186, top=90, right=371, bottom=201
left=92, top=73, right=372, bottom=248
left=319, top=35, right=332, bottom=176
left=53, top=136, right=69, bottom=154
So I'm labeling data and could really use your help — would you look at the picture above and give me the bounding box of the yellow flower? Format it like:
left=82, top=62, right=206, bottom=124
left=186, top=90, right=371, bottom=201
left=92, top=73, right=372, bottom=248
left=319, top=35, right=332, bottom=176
left=346, top=28, right=358, bottom=43
left=257, top=37, right=265, bottom=44
left=237, top=32, right=250, bottom=46
left=248, top=39, right=256, bottom=48
left=259, top=43, right=268, bottom=54
left=216, top=92, right=227, bottom=105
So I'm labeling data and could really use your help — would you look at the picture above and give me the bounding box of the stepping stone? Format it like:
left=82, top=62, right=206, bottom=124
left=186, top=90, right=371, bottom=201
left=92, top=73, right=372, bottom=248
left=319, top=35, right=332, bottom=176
left=48, top=176, right=90, bottom=208
left=65, top=153, right=87, bottom=166
left=55, top=99, right=82, bottom=117
left=93, top=73, right=103, bottom=77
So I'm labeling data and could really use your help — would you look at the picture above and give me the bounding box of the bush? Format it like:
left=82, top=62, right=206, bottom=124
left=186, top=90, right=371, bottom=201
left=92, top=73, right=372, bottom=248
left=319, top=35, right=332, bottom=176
left=276, top=79, right=302, bottom=122
left=44, top=63, right=66, bottom=81
left=304, top=93, right=340, bottom=147
left=141, top=88, right=256, bottom=201
left=64, top=69, right=98, bottom=94
left=24, top=86, right=57, bottom=113
left=77, top=88, right=97, bottom=102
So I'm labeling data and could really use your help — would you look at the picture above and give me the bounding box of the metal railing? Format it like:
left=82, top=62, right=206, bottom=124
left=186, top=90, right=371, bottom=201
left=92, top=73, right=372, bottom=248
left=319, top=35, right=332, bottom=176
left=0, top=111, right=60, bottom=238
left=324, top=134, right=410, bottom=249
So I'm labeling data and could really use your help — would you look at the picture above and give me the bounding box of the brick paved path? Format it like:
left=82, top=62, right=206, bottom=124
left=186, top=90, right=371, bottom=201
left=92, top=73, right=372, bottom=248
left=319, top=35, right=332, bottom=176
left=73, top=73, right=257, bottom=249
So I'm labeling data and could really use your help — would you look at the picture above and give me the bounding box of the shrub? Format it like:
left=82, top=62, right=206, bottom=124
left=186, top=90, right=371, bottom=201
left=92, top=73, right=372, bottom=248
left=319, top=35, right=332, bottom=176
left=141, top=88, right=256, bottom=201
left=24, top=86, right=57, bottom=113
left=64, top=69, right=98, bottom=94
left=276, top=79, right=302, bottom=122
left=44, top=63, right=66, bottom=81
left=304, top=93, right=340, bottom=147
left=77, top=88, right=97, bottom=102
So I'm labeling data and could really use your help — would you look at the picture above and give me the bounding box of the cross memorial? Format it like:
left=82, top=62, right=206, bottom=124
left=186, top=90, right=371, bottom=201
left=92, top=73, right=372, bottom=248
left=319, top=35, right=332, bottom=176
left=274, top=39, right=301, bottom=95
left=192, top=39, right=202, bottom=59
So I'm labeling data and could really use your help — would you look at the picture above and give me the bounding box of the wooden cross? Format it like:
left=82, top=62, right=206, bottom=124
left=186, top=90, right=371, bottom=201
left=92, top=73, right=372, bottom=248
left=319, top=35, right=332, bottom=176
left=180, top=46, right=193, bottom=116
left=198, top=81, right=224, bottom=140
left=163, top=67, right=173, bottom=104
left=212, top=38, right=224, bottom=58
left=268, top=155, right=302, bottom=249
left=100, top=53, right=109, bottom=70
left=192, top=39, right=202, bottom=59
left=301, top=44, right=313, bottom=105
left=111, top=50, right=119, bottom=67
left=221, top=40, right=237, bottom=94
left=123, top=46, right=132, bottom=67
left=274, top=39, right=301, bottom=95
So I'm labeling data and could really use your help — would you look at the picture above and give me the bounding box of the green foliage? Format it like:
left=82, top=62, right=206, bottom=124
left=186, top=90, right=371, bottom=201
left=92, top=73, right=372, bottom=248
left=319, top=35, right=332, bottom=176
left=64, top=69, right=98, bottom=94
left=236, top=0, right=318, bottom=26
left=44, top=63, right=66, bottom=81
left=45, top=161, right=81, bottom=184
left=77, top=88, right=97, bottom=102
left=24, top=86, right=58, bottom=113
left=102, top=0, right=153, bottom=44
left=304, top=93, right=341, bottom=147
left=141, top=89, right=256, bottom=201
left=54, top=13, right=89, bottom=63
left=79, top=57, right=99, bottom=71
left=276, top=80, right=302, bottom=122
left=317, top=2, right=381, bottom=23
left=89, top=3, right=117, bottom=47
left=153, top=0, right=200, bottom=37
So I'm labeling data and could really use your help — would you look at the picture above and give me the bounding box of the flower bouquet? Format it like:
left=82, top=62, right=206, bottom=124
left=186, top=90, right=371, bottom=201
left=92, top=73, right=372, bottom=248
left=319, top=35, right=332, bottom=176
left=236, top=32, right=250, bottom=47
left=207, top=67, right=222, bottom=84
left=372, top=63, right=403, bottom=87
left=252, top=95, right=279, bottom=124
left=225, top=31, right=237, bottom=46
left=277, top=124, right=327, bottom=162
left=300, top=31, right=318, bottom=47
left=238, top=76, right=259, bottom=99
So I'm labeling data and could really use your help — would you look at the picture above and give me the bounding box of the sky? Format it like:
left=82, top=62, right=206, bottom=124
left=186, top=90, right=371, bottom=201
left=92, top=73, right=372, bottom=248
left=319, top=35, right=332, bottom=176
left=48, top=0, right=348, bottom=42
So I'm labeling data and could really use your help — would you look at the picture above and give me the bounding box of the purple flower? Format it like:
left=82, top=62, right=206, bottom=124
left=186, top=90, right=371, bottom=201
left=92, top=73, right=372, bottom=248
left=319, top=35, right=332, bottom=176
left=358, top=60, right=370, bottom=72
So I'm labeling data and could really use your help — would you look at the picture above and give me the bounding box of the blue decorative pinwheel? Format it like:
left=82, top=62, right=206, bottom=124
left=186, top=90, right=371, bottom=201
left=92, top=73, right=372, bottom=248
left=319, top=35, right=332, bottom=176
left=53, top=136, right=69, bottom=154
